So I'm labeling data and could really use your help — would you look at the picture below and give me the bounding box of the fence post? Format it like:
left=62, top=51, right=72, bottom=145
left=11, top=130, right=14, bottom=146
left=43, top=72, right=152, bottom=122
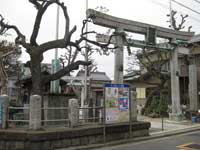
left=29, top=95, right=42, bottom=130
left=130, top=91, right=137, bottom=121
left=0, top=95, right=9, bottom=129
left=69, top=98, right=79, bottom=127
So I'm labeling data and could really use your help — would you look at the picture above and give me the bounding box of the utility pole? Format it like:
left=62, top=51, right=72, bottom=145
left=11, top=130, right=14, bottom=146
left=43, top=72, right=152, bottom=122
left=84, top=0, right=89, bottom=106
left=169, top=0, right=172, bottom=28
left=51, top=5, right=60, bottom=93
left=55, top=5, right=59, bottom=62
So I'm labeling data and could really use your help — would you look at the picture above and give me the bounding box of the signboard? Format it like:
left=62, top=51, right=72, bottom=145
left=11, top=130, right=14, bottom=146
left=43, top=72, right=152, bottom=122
left=104, top=84, right=129, bottom=123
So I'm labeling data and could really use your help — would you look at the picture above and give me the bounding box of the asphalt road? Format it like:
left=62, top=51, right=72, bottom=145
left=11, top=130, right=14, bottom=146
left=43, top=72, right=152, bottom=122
left=93, top=131, right=200, bottom=150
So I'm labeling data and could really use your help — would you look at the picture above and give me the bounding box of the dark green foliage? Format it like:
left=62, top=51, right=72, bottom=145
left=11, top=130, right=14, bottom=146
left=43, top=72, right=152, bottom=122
left=144, top=95, right=168, bottom=118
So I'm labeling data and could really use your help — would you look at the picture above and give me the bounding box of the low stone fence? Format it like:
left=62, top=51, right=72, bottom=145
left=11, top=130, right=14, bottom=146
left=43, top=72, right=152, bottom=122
left=4, top=94, right=103, bottom=129
left=0, top=92, right=151, bottom=149
left=0, top=122, right=150, bottom=150
left=2, top=91, right=138, bottom=129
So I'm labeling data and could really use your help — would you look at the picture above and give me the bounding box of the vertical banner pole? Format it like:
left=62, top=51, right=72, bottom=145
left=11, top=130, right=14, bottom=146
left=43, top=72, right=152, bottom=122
left=103, top=86, right=106, bottom=143
left=129, top=90, right=132, bottom=138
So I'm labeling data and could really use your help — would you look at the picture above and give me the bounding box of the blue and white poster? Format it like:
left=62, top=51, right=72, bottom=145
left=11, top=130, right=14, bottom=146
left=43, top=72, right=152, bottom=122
left=104, top=84, right=129, bottom=123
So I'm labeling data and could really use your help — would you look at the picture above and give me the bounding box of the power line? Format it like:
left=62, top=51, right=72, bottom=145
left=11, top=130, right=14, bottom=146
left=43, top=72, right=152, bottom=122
left=149, top=0, right=200, bottom=23
left=189, top=15, right=200, bottom=23
left=149, top=0, right=169, bottom=9
left=172, top=0, right=200, bottom=15
left=192, top=0, right=200, bottom=4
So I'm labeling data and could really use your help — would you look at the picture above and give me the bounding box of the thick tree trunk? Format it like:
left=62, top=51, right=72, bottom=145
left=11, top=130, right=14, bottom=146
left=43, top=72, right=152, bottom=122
left=30, top=54, right=43, bottom=95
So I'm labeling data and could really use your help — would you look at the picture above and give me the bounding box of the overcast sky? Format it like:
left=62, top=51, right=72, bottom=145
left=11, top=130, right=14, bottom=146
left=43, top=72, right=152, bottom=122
left=1, top=0, right=200, bottom=79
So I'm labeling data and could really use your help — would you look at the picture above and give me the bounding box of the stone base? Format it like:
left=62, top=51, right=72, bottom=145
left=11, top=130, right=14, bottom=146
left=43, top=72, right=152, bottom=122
left=169, top=113, right=184, bottom=122
left=0, top=121, right=150, bottom=150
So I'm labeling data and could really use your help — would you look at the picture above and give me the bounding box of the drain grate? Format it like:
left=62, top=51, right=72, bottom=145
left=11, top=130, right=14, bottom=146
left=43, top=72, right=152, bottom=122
left=186, top=144, right=200, bottom=149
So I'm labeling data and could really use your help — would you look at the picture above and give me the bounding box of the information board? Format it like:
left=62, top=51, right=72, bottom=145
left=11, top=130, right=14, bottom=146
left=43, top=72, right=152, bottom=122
left=104, top=84, right=129, bottom=123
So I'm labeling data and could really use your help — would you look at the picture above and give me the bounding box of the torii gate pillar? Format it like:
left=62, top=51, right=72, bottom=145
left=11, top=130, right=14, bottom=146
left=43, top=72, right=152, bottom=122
left=114, top=28, right=124, bottom=84
left=189, top=55, right=198, bottom=111
left=169, top=45, right=182, bottom=121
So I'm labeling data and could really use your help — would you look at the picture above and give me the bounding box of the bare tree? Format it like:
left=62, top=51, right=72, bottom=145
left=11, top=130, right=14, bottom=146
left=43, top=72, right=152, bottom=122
left=0, top=0, right=114, bottom=95
left=0, top=40, right=21, bottom=95
left=59, top=46, right=79, bottom=76
left=81, top=45, right=98, bottom=73
left=126, top=50, right=141, bottom=74
left=167, top=10, right=192, bottom=31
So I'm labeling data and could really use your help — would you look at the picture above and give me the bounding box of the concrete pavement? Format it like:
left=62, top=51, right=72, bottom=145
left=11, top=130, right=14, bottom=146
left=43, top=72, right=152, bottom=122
left=57, top=116, right=200, bottom=150
left=89, top=130, right=200, bottom=150
left=138, top=115, right=198, bottom=135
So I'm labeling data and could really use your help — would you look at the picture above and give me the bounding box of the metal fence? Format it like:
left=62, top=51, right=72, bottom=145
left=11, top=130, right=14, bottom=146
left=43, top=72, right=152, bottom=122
left=8, top=106, right=29, bottom=128
left=42, top=106, right=70, bottom=127
left=79, top=106, right=104, bottom=124
left=7, top=105, right=104, bottom=128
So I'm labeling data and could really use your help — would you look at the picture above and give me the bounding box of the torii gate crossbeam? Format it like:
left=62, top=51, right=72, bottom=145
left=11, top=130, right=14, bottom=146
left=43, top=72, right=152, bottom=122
left=87, top=9, right=194, bottom=41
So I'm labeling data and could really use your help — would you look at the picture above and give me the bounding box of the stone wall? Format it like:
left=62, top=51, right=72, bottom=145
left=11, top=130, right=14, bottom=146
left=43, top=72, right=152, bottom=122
left=0, top=121, right=150, bottom=150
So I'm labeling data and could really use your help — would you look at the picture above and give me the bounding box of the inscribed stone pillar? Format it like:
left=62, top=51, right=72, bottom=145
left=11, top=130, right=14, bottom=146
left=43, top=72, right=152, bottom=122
left=130, top=91, right=137, bottom=121
left=169, top=47, right=182, bottom=121
left=29, top=95, right=42, bottom=130
left=0, top=95, right=9, bottom=129
left=114, top=28, right=124, bottom=84
left=189, top=56, right=198, bottom=111
left=43, top=96, right=48, bottom=126
left=69, top=98, right=79, bottom=127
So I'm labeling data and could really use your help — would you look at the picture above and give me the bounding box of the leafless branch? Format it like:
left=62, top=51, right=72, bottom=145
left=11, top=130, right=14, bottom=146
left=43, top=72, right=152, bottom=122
left=0, top=15, right=30, bottom=49
left=29, top=0, right=42, bottom=9
left=43, top=60, right=91, bottom=83
left=59, top=46, right=79, bottom=68
left=30, top=0, right=72, bottom=47
left=168, top=10, right=189, bottom=31
left=38, top=26, right=77, bottom=54
left=79, top=19, right=117, bottom=50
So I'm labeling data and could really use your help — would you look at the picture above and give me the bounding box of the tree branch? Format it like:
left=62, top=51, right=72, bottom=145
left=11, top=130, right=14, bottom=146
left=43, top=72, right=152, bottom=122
left=43, top=60, right=91, bottom=84
left=29, top=0, right=42, bottom=9
left=169, top=10, right=188, bottom=31
left=38, top=26, right=76, bottom=54
left=30, top=0, right=71, bottom=46
left=0, top=15, right=30, bottom=49
left=78, top=19, right=117, bottom=50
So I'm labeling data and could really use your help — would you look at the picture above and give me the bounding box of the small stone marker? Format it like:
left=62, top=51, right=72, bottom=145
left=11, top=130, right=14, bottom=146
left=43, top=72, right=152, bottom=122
left=29, top=95, right=42, bottom=130
left=69, top=98, right=79, bottom=127
left=0, top=95, right=9, bottom=129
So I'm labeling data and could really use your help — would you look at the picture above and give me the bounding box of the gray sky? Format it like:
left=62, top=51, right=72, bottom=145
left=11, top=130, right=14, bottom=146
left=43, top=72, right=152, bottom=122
left=1, top=0, right=200, bottom=79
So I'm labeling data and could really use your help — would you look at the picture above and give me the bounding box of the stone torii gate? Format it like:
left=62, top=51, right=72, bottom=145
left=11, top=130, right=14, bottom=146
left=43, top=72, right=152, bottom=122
left=87, top=9, right=194, bottom=120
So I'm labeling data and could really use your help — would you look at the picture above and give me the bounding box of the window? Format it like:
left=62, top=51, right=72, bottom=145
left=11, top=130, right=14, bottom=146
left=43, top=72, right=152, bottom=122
left=136, top=88, right=146, bottom=99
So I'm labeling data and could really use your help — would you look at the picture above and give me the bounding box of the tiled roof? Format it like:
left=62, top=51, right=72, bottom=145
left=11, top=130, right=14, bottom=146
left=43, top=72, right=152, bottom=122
left=76, top=71, right=111, bottom=81
left=188, top=34, right=200, bottom=43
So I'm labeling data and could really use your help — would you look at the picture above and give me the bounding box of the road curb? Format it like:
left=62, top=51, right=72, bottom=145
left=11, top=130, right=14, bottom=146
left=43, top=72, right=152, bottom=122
left=58, top=125, right=200, bottom=150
